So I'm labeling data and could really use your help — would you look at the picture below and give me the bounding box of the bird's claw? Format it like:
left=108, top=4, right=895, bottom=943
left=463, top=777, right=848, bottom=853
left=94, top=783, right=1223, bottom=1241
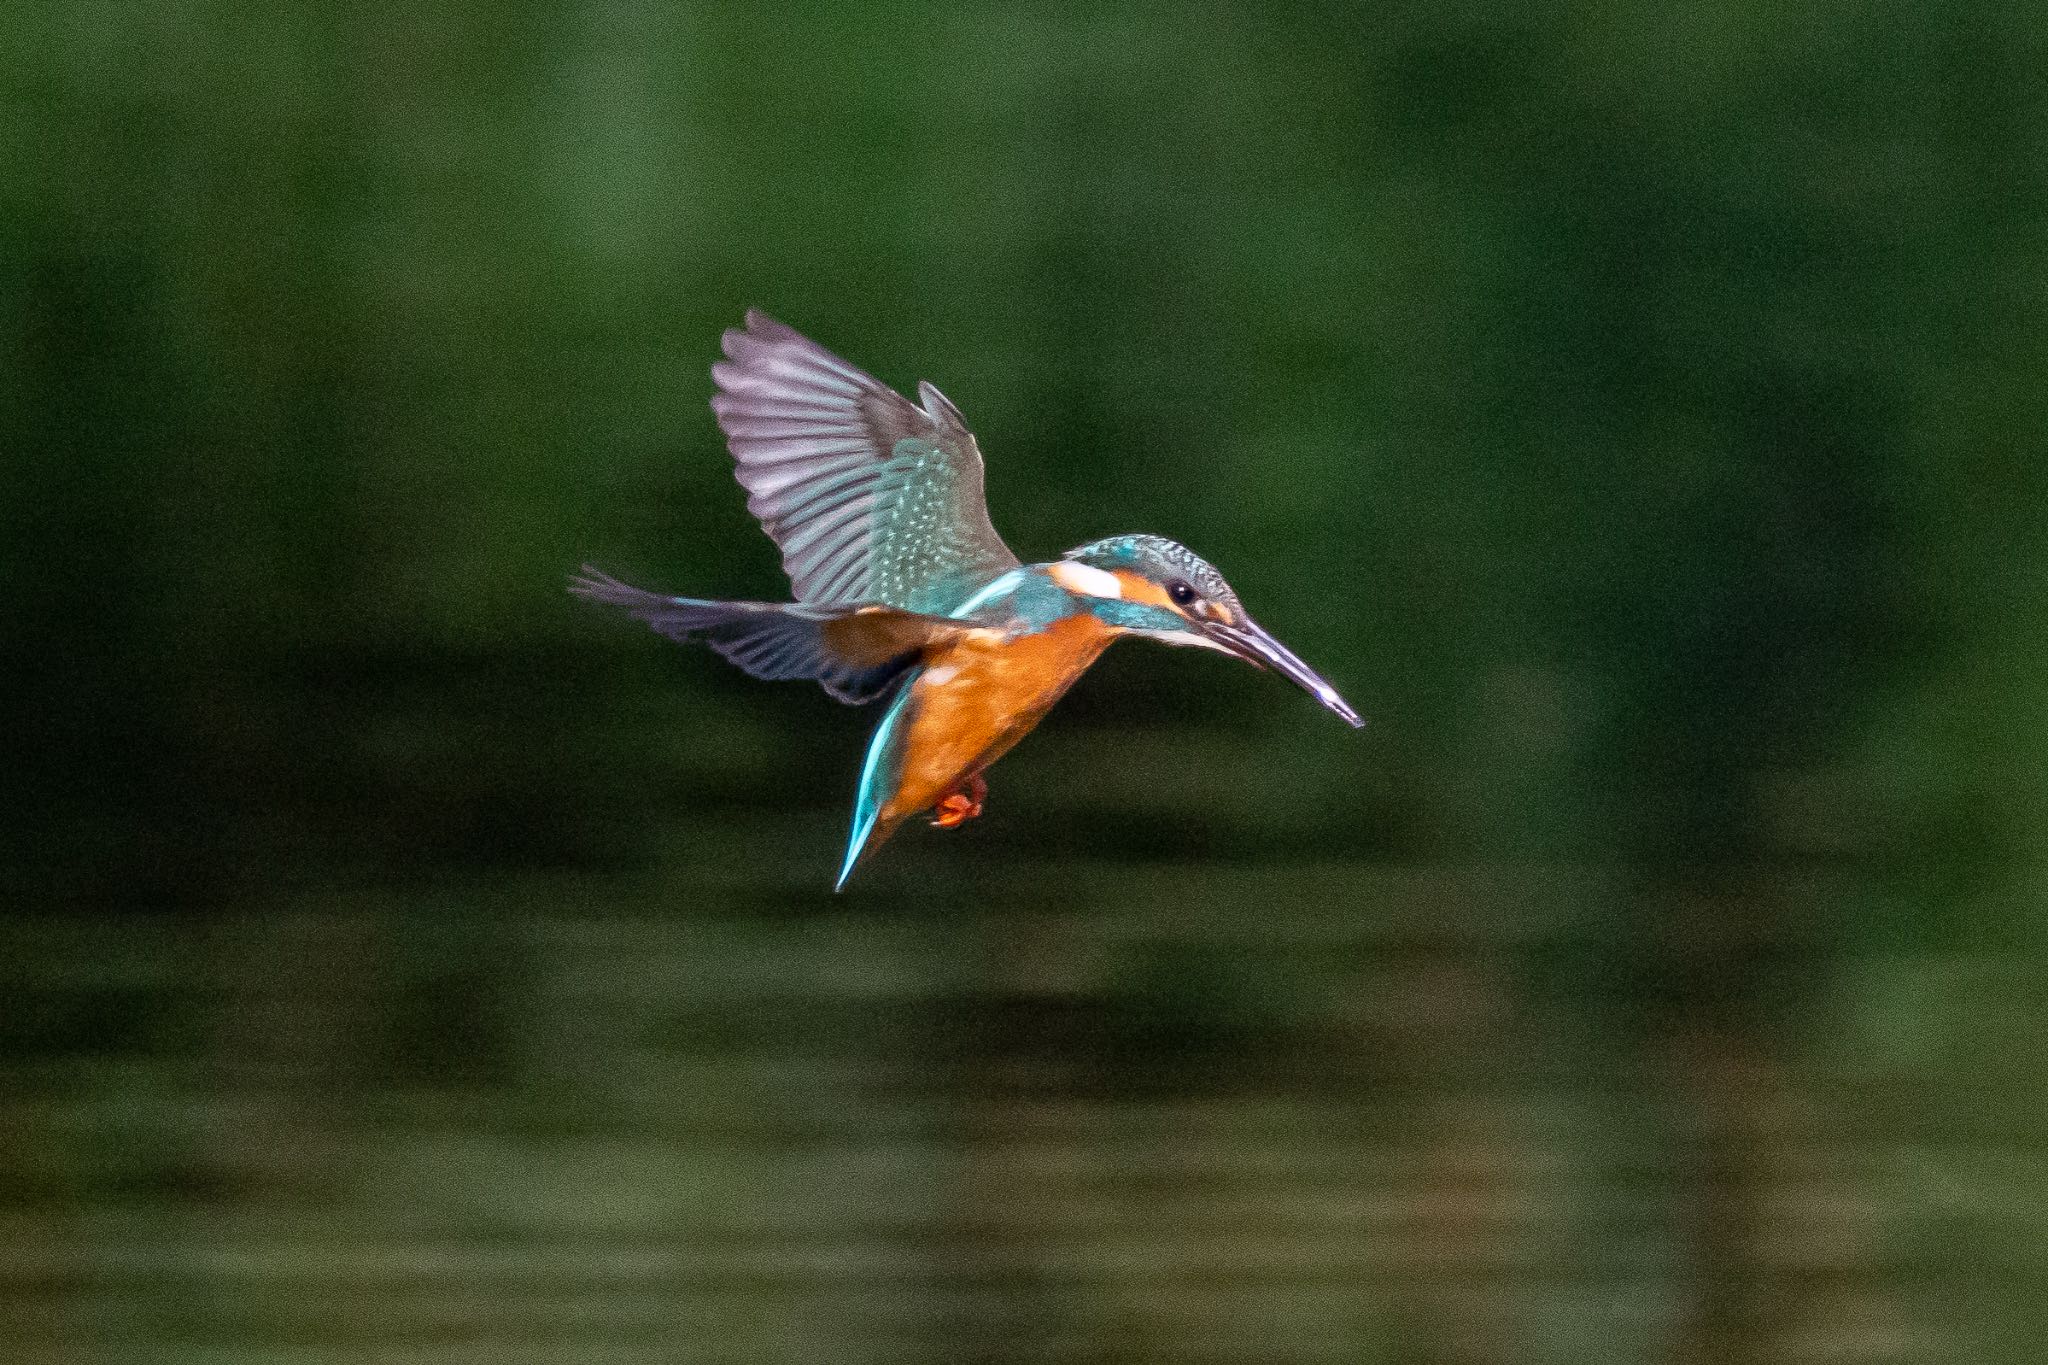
left=931, top=774, right=989, bottom=829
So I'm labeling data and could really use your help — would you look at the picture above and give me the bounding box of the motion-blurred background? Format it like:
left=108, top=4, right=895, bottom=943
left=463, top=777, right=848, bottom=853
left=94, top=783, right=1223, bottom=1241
left=5, top=3, right=2046, bottom=1361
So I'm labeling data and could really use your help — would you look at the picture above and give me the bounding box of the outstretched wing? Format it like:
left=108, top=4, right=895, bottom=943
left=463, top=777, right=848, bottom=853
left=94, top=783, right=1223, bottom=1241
left=571, top=567, right=956, bottom=705
left=711, top=311, right=1020, bottom=613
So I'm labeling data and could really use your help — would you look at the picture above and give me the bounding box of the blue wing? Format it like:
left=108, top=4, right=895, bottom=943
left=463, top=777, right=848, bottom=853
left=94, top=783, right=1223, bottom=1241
left=711, top=311, right=1020, bottom=613
left=571, top=567, right=950, bottom=705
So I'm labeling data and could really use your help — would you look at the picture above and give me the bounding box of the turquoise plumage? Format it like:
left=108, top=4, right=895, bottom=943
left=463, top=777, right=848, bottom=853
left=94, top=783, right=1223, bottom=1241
left=577, top=312, right=1363, bottom=887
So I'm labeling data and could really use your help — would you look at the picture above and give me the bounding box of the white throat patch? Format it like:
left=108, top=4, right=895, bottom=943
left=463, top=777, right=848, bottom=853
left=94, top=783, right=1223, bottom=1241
left=1135, top=627, right=1231, bottom=654
left=1048, top=560, right=1124, bottom=599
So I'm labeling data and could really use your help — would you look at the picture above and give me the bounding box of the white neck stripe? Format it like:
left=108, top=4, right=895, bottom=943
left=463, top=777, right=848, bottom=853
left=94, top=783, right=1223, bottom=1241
left=1048, top=560, right=1124, bottom=599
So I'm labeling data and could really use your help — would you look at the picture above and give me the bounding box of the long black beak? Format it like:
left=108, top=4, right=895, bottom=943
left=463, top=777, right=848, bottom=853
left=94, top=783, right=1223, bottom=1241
left=1205, top=617, right=1365, bottom=728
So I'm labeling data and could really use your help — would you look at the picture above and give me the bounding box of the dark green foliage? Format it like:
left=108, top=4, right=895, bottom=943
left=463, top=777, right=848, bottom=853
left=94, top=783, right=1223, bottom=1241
left=3, top=1, right=2044, bottom=1359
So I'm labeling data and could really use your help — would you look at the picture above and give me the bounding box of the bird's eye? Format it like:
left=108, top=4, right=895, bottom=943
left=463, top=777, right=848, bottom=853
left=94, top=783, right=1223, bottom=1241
left=1167, top=580, right=1199, bottom=607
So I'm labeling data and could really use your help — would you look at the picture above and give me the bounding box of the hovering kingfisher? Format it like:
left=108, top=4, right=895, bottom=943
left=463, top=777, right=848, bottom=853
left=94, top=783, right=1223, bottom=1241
left=574, top=311, right=1363, bottom=888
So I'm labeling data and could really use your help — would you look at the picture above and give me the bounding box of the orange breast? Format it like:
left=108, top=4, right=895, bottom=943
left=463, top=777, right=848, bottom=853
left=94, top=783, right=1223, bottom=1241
left=880, top=613, right=1115, bottom=824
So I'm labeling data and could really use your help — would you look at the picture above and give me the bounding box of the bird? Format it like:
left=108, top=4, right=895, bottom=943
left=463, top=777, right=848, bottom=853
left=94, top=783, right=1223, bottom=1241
left=573, top=311, right=1363, bottom=889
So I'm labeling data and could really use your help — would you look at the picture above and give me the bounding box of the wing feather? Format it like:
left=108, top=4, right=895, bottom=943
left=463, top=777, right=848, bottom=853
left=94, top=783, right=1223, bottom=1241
left=711, top=311, right=1019, bottom=611
left=570, top=567, right=957, bottom=705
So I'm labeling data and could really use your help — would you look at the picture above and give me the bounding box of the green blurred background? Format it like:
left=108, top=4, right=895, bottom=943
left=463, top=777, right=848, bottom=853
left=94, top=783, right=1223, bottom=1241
left=5, top=2, right=2046, bottom=1361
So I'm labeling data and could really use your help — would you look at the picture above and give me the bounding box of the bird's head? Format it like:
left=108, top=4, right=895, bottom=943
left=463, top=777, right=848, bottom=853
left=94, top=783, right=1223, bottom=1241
left=1052, top=534, right=1364, bottom=727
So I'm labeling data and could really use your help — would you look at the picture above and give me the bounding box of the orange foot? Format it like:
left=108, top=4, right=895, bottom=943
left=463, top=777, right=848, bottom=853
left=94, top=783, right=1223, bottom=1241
left=930, top=773, right=989, bottom=829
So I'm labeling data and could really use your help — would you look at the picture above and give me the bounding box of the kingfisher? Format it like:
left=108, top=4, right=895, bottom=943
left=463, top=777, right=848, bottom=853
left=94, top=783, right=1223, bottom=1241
left=574, top=311, right=1363, bottom=888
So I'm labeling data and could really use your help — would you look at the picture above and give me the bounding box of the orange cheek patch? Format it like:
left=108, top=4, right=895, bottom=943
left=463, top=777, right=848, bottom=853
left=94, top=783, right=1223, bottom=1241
left=1114, top=572, right=1177, bottom=609
left=1204, top=601, right=1236, bottom=626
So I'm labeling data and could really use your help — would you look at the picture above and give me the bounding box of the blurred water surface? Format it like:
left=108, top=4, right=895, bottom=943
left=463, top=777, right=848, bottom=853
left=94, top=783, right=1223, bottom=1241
left=5, top=852, right=2042, bottom=1362
left=5, top=0, right=2048, bottom=1360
